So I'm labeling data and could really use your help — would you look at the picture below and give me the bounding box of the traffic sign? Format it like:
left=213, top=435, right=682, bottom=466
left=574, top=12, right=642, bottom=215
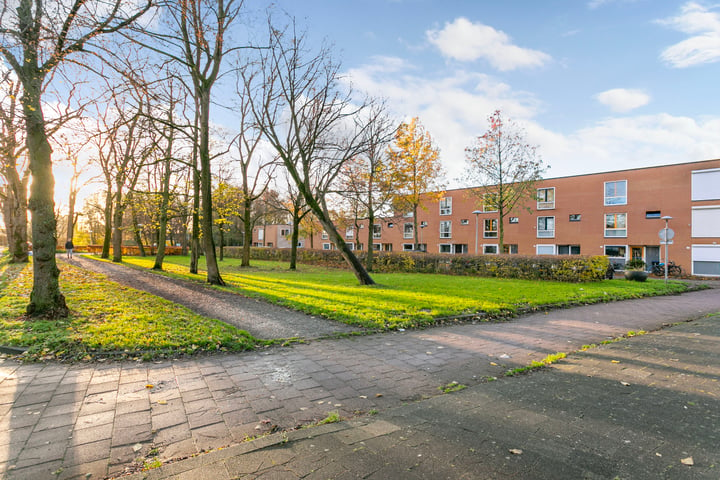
left=659, top=228, right=675, bottom=242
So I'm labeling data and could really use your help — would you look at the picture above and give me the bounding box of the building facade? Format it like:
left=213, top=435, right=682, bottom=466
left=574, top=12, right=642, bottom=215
left=255, top=159, right=720, bottom=277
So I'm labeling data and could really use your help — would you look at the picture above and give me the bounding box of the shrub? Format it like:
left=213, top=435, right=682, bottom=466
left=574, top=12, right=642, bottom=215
left=230, top=247, right=609, bottom=282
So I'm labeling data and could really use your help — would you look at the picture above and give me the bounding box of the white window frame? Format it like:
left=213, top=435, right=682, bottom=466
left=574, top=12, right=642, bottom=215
left=345, top=227, right=354, bottom=239
left=557, top=245, right=581, bottom=255
left=439, top=220, right=452, bottom=239
left=322, top=243, right=332, bottom=250
left=692, top=168, right=720, bottom=201
left=509, top=217, right=519, bottom=224
left=483, top=244, right=498, bottom=255
left=569, top=214, right=581, bottom=222
left=692, top=244, right=720, bottom=276
left=345, top=242, right=354, bottom=250
left=372, top=224, right=382, bottom=239
left=692, top=206, right=720, bottom=238
left=484, top=218, right=498, bottom=238
left=537, top=187, right=555, bottom=210
left=439, top=197, right=452, bottom=215
left=604, top=245, right=627, bottom=258
left=537, top=216, right=555, bottom=238
left=460, top=219, right=469, bottom=225
left=321, top=230, right=328, bottom=240
left=402, top=243, right=414, bottom=251
left=604, top=213, right=627, bottom=238
left=439, top=243, right=452, bottom=253
left=483, top=193, right=498, bottom=213
left=536, top=244, right=555, bottom=255
left=403, top=222, right=414, bottom=239
left=372, top=243, right=381, bottom=251
left=604, top=180, right=627, bottom=206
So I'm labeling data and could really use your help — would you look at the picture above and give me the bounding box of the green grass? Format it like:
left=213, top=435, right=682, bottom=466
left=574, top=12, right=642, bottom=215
left=0, top=256, right=259, bottom=361
left=116, top=255, right=689, bottom=330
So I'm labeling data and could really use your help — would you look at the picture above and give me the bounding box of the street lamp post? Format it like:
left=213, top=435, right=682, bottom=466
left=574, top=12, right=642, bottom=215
left=472, top=210, right=482, bottom=255
left=419, top=223, right=426, bottom=252
left=661, top=216, right=673, bottom=284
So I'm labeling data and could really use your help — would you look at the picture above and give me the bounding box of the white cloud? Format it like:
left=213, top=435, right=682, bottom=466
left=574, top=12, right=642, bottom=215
left=426, top=18, right=551, bottom=71
left=595, top=88, right=651, bottom=112
left=657, top=2, right=720, bottom=67
left=587, top=0, right=640, bottom=9
left=345, top=59, right=720, bottom=186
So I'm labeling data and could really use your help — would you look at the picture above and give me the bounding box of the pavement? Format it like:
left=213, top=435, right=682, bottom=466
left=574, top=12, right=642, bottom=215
left=0, top=262, right=719, bottom=479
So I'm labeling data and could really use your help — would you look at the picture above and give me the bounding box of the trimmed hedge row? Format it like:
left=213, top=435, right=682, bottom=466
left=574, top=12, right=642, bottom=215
left=223, top=246, right=609, bottom=282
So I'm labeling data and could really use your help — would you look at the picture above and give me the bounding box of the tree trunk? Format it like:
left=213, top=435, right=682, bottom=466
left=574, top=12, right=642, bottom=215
left=290, top=212, right=300, bottom=270
left=153, top=164, right=172, bottom=270
left=366, top=211, right=375, bottom=271
left=66, top=184, right=77, bottom=243
left=190, top=135, right=200, bottom=274
left=413, top=204, right=419, bottom=251
left=1, top=174, right=29, bottom=263
left=130, top=200, right=146, bottom=257
left=242, top=199, right=252, bottom=267
left=101, top=189, right=112, bottom=259
left=498, top=205, right=505, bottom=254
left=218, top=227, right=225, bottom=261
left=111, top=188, right=124, bottom=263
left=23, top=81, right=67, bottom=316
left=198, top=89, right=224, bottom=285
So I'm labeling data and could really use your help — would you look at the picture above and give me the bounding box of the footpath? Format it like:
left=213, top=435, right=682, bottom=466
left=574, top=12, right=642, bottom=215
left=0, top=260, right=718, bottom=479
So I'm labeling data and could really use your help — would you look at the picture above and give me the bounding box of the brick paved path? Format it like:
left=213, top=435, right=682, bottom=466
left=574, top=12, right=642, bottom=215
left=1, top=287, right=719, bottom=479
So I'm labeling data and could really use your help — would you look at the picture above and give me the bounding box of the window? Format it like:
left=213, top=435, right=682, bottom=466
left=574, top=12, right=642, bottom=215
left=557, top=245, right=581, bottom=255
left=345, top=242, right=354, bottom=250
left=692, top=245, right=720, bottom=276
left=417, top=243, right=427, bottom=252
left=439, top=244, right=452, bottom=253
left=346, top=227, right=354, bottom=239
left=484, top=218, right=498, bottom=238
left=440, top=221, right=452, bottom=239
left=569, top=214, right=581, bottom=222
left=692, top=206, right=720, bottom=237
left=297, top=240, right=305, bottom=248
left=537, top=187, right=555, bottom=209
left=503, top=244, right=518, bottom=254
left=509, top=217, right=519, bottom=224
left=403, top=222, right=414, bottom=239
left=692, top=168, right=720, bottom=201
left=439, top=197, right=452, bottom=215
left=387, top=222, right=394, bottom=228
left=258, top=229, right=264, bottom=241
left=403, top=211, right=413, bottom=217
left=267, top=242, right=273, bottom=247
left=483, top=244, right=498, bottom=255
left=537, top=216, right=555, bottom=238
left=460, top=219, right=469, bottom=225
left=536, top=245, right=555, bottom=255
left=453, top=244, right=468, bottom=254
left=280, top=228, right=290, bottom=236
left=373, top=243, right=381, bottom=251
left=322, top=243, right=331, bottom=250
left=403, top=243, right=414, bottom=251
left=483, top=194, right=498, bottom=213
left=372, top=224, right=381, bottom=239
left=605, top=213, right=627, bottom=237
left=645, top=211, right=661, bottom=219
left=382, top=243, right=393, bottom=251
left=604, top=180, right=627, bottom=205
left=604, top=245, right=627, bottom=258
left=321, top=230, right=328, bottom=240
left=420, top=221, right=428, bottom=227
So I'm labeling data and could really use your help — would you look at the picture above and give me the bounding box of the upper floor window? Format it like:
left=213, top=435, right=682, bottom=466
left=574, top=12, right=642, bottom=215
left=605, top=180, right=627, bottom=205
left=460, top=219, right=469, bottom=225
left=372, top=224, right=382, bottom=239
left=439, top=221, right=452, bottom=239
left=537, top=187, right=555, bottom=209
left=439, top=197, right=452, bottom=215
left=403, top=222, right=414, bottom=239
left=483, top=193, right=498, bottom=213
left=645, top=211, right=661, bottom=219
left=569, top=214, right=581, bottom=222
left=605, top=213, right=627, bottom=237
left=509, top=217, right=519, bottom=224
left=537, top=216, right=555, bottom=238
left=692, top=168, right=720, bottom=201
left=321, top=230, right=328, bottom=240
left=484, top=218, right=498, bottom=238
left=345, top=227, right=354, bottom=238
left=280, top=228, right=290, bottom=236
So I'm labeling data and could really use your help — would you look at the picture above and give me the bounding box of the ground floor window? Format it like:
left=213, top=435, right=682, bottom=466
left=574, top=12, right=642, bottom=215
left=502, top=244, right=518, bottom=254
left=403, top=243, right=414, bottom=251
left=604, top=245, right=627, bottom=258
left=382, top=243, right=392, bottom=251
left=483, top=244, right=498, bottom=255
left=536, top=244, right=555, bottom=255
left=692, top=245, right=720, bottom=276
left=322, top=243, right=332, bottom=250
left=439, top=244, right=452, bottom=253
left=557, top=245, right=581, bottom=255
left=345, top=242, right=354, bottom=250
left=373, top=243, right=381, bottom=251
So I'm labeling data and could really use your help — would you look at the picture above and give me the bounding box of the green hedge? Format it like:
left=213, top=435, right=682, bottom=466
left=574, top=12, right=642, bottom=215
left=223, top=247, right=609, bottom=282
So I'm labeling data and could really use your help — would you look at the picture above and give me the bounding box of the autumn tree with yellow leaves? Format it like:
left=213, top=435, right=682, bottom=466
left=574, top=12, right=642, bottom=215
left=388, top=118, right=445, bottom=250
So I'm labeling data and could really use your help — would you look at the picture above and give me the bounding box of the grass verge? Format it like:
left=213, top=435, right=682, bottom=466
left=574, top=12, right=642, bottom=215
left=116, top=255, right=689, bottom=330
left=0, top=256, right=260, bottom=361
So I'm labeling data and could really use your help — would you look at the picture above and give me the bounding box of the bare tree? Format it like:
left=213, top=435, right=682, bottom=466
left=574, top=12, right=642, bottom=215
left=244, top=23, right=376, bottom=285
left=0, top=71, right=28, bottom=263
left=0, top=0, right=151, bottom=315
left=464, top=110, right=546, bottom=253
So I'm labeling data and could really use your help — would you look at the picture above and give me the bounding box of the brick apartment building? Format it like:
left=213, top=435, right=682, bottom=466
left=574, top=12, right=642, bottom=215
left=254, top=159, right=720, bottom=277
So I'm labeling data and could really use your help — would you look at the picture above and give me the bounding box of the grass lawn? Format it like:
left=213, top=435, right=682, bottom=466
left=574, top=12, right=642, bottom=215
left=116, top=255, right=689, bottom=330
left=0, top=256, right=259, bottom=361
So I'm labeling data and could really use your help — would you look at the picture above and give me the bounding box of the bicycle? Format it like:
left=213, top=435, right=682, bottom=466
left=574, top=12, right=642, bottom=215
left=652, top=261, right=682, bottom=277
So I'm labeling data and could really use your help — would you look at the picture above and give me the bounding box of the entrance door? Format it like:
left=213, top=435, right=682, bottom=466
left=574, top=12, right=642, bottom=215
left=646, top=246, right=660, bottom=270
left=631, top=247, right=643, bottom=261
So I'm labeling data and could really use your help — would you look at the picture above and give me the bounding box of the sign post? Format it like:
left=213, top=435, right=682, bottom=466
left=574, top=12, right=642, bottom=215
left=659, top=217, right=674, bottom=283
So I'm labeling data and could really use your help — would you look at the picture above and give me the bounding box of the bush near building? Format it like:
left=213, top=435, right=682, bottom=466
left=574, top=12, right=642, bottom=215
left=231, top=247, right=609, bottom=282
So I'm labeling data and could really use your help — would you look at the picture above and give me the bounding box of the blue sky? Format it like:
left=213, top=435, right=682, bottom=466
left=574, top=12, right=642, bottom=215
left=265, top=0, right=720, bottom=184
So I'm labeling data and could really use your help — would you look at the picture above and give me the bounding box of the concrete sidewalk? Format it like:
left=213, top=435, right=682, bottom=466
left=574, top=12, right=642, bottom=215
left=127, top=311, right=720, bottom=479
left=1, top=287, right=719, bottom=479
